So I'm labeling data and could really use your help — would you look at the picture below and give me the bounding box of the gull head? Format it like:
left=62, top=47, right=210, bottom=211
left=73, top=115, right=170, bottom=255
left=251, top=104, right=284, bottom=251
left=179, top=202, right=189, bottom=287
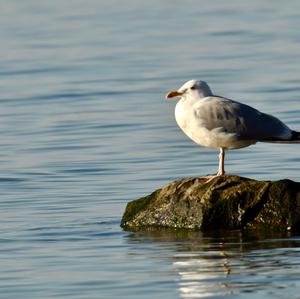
left=165, top=80, right=213, bottom=100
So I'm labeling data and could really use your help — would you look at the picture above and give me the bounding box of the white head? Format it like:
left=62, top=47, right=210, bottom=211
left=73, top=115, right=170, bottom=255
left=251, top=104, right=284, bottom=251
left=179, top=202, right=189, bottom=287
left=166, top=80, right=213, bottom=100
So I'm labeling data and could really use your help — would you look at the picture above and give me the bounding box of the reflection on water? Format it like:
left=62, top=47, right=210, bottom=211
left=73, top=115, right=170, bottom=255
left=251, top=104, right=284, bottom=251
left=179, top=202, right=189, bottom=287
left=126, top=229, right=300, bottom=298
left=175, top=255, right=231, bottom=298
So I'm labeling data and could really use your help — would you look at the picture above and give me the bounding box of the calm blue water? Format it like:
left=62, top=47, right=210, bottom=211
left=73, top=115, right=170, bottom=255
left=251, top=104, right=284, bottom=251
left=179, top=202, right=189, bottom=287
left=0, top=1, right=300, bottom=298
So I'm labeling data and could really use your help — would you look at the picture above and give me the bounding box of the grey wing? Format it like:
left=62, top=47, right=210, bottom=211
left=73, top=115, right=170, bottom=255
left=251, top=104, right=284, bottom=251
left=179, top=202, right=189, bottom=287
left=194, top=97, right=291, bottom=141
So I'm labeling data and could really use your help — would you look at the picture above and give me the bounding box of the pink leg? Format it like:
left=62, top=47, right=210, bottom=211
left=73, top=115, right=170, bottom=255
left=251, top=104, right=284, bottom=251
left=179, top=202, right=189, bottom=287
left=217, top=148, right=225, bottom=176
left=202, top=148, right=225, bottom=182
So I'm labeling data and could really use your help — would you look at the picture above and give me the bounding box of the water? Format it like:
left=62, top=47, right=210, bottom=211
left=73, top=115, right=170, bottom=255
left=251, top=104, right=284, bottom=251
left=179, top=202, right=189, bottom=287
left=0, top=1, right=300, bottom=298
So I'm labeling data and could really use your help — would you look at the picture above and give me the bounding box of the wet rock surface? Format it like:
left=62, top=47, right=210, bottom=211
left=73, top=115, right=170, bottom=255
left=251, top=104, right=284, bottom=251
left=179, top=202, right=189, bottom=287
left=121, top=175, right=300, bottom=231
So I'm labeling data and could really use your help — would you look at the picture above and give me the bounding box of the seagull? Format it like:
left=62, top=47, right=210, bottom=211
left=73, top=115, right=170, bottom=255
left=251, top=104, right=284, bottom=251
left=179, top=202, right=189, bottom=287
left=166, top=80, right=300, bottom=179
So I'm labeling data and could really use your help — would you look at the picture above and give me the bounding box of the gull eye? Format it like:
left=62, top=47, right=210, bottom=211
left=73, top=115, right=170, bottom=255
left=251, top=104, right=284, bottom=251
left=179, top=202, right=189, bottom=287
left=190, top=85, right=196, bottom=90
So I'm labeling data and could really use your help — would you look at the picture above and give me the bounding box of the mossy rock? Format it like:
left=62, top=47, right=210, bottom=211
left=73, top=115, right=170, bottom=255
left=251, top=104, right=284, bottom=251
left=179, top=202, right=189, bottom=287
left=121, top=175, right=300, bottom=231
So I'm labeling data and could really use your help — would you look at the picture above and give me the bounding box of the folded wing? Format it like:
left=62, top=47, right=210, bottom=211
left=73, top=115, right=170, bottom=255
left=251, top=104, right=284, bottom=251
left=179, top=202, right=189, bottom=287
left=194, top=96, right=292, bottom=141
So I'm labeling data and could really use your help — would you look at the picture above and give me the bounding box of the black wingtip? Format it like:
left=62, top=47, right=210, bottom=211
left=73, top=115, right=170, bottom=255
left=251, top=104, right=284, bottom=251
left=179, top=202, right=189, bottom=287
left=291, top=130, right=300, bottom=141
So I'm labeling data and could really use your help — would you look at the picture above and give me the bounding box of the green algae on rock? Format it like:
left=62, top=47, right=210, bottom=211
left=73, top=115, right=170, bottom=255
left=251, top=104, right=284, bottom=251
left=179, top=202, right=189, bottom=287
left=121, top=175, right=300, bottom=231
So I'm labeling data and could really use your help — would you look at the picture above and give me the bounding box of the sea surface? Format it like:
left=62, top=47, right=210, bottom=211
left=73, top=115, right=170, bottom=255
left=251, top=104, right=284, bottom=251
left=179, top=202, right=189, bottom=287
left=0, top=1, right=300, bottom=298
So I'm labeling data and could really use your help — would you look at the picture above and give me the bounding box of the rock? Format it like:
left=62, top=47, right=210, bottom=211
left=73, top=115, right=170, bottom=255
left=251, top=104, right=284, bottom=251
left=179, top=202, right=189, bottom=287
left=121, top=175, right=300, bottom=231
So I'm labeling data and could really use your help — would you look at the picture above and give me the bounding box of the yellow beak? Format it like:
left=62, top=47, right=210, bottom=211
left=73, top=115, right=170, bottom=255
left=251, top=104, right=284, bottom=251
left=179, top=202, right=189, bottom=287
left=165, top=90, right=184, bottom=100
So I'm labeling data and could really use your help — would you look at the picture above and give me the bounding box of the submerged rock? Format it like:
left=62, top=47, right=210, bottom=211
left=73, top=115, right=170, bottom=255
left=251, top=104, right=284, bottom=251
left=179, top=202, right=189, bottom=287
left=121, top=175, right=300, bottom=231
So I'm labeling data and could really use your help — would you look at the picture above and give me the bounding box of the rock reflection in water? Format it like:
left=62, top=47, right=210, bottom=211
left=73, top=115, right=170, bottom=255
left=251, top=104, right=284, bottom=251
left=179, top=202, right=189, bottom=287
left=125, top=229, right=300, bottom=298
